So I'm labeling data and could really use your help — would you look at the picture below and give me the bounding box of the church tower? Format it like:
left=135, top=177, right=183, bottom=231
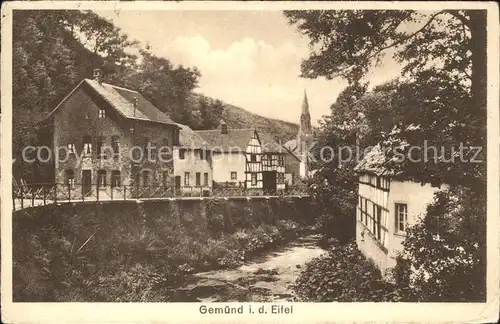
left=296, top=90, right=313, bottom=177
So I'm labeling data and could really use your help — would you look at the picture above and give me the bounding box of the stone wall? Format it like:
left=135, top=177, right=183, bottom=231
left=13, top=196, right=312, bottom=243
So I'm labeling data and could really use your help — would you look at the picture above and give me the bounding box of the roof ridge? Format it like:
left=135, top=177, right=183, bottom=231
left=195, top=128, right=254, bottom=132
left=101, top=82, right=138, bottom=93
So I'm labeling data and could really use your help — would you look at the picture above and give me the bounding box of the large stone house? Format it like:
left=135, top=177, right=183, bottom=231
left=40, top=70, right=180, bottom=199
left=354, top=144, right=446, bottom=276
left=195, top=122, right=296, bottom=191
left=173, top=123, right=212, bottom=194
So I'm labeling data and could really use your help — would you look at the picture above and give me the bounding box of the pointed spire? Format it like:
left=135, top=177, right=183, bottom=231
left=301, top=89, right=310, bottom=115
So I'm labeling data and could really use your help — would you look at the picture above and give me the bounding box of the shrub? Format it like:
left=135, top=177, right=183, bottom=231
left=292, top=240, right=399, bottom=301
left=394, top=185, right=486, bottom=302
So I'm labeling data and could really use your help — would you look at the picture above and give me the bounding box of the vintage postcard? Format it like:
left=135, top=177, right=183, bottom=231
left=1, top=1, right=499, bottom=323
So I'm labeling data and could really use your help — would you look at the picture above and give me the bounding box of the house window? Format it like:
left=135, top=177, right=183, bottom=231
left=364, top=199, right=368, bottom=225
left=359, top=197, right=363, bottom=222
left=83, top=135, right=92, bottom=156
left=376, top=177, right=381, bottom=188
left=163, top=171, right=169, bottom=188
left=150, top=142, right=157, bottom=161
left=111, top=136, right=120, bottom=159
left=251, top=173, right=257, bottom=185
left=231, top=172, right=237, bottom=180
left=67, top=144, right=75, bottom=155
left=143, top=137, right=150, bottom=158
left=97, top=170, right=106, bottom=187
left=142, top=170, right=150, bottom=187
left=204, top=172, right=209, bottom=186
left=196, top=172, right=201, bottom=186
left=377, top=206, right=382, bottom=240
left=184, top=172, right=190, bottom=186
left=173, top=129, right=180, bottom=146
left=278, top=155, right=285, bottom=167
left=111, top=170, right=121, bottom=187
left=99, top=108, right=105, bottom=118
left=179, top=149, right=186, bottom=160
left=96, top=136, right=105, bottom=159
left=277, top=173, right=284, bottom=184
left=250, top=154, right=256, bottom=162
left=395, top=203, right=408, bottom=233
left=262, top=154, right=268, bottom=166
left=65, top=169, right=74, bottom=186
left=200, top=150, right=207, bottom=160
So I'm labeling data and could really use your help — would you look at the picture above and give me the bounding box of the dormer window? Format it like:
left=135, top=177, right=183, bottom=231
left=99, top=109, right=105, bottom=118
left=67, top=143, right=75, bottom=154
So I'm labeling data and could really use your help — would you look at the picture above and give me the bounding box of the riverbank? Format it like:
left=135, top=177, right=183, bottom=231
left=169, top=234, right=327, bottom=302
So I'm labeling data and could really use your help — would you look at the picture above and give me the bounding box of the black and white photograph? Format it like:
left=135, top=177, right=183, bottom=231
left=1, top=1, right=499, bottom=323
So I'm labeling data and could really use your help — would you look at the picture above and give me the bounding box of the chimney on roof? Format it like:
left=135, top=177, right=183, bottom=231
left=133, top=96, right=138, bottom=117
left=93, top=68, right=102, bottom=83
left=220, top=119, right=228, bottom=134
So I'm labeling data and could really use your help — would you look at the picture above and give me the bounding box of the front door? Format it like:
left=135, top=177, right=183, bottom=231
left=174, top=176, right=181, bottom=195
left=82, top=170, right=92, bottom=197
left=262, top=171, right=277, bottom=193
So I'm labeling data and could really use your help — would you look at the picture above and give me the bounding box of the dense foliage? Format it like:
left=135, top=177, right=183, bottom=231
left=13, top=198, right=311, bottom=302
left=292, top=240, right=403, bottom=302
left=395, top=185, right=486, bottom=301
left=12, top=10, right=298, bottom=181
left=286, top=10, right=487, bottom=302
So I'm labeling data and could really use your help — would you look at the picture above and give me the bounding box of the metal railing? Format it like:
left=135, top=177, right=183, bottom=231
left=12, top=182, right=309, bottom=210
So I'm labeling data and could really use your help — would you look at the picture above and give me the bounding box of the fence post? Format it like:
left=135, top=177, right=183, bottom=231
left=124, top=185, right=126, bottom=200
left=54, top=184, right=57, bottom=204
left=20, top=185, right=24, bottom=209
left=111, top=185, right=113, bottom=200
left=31, top=186, right=35, bottom=207
left=43, top=187, right=47, bottom=205
left=13, top=188, right=16, bottom=211
left=97, top=182, right=100, bottom=201
left=68, top=183, right=71, bottom=202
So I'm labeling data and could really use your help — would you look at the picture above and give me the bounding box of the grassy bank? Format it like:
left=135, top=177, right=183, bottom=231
left=13, top=197, right=313, bottom=301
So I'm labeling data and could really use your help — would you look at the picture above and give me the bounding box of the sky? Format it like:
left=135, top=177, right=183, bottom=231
left=96, top=10, right=404, bottom=126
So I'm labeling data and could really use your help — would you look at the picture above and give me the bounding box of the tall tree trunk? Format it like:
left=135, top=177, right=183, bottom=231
left=468, top=10, right=487, bottom=186
left=469, top=10, right=487, bottom=123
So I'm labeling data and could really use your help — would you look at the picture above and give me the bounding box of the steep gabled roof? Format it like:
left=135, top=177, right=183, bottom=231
left=195, top=128, right=256, bottom=153
left=257, top=132, right=289, bottom=153
left=284, top=139, right=298, bottom=152
left=194, top=128, right=291, bottom=154
left=354, top=144, right=399, bottom=176
left=176, top=123, right=210, bottom=149
left=47, top=79, right=177, bottom=126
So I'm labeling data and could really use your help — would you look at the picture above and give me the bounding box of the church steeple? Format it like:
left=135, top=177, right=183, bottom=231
left=299, top=89, right=312, bottom=135
left=296, top=89, right=313, bottom=178
left=301, top=89, right=310, bottom=115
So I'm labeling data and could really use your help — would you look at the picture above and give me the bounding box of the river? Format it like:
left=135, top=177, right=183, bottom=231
left=170, top=234, right=327, bottom=302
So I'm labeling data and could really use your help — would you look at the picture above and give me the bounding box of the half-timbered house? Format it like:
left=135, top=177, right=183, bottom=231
left=354, top=144, right=447, bottom=276
left=195, top=121, right=289, bottom=191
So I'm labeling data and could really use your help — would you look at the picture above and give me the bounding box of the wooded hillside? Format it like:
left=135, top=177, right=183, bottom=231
left=12, top=10, right=298, bottom=180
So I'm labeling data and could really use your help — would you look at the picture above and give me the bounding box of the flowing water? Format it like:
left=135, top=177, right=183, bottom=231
left=170, top=234, right=327, bottom=302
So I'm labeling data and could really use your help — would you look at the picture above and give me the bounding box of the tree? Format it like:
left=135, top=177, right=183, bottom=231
left=284, top=9, right=486, bottom=187
left=284, top=10, right=486, bottom=111
left=286, top=10, right=487, bottom=301
left=12, top=10, right=203, bottom=180
left=124, top=49, right=201, bottom=124
left=309, top=83, right=368, bottom=242
left=395, top=184, right=486, bottom=301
